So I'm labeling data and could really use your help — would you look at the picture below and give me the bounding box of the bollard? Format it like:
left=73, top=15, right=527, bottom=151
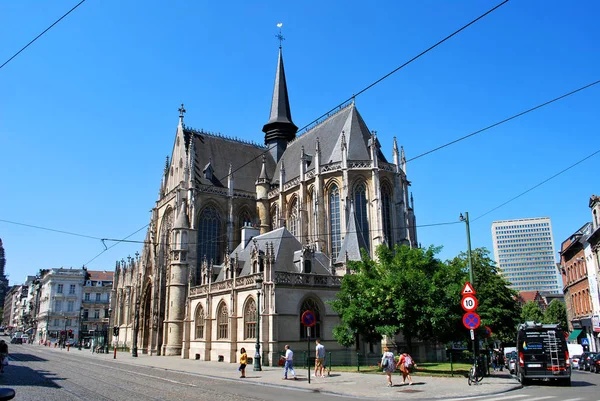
left=357, top=353, right=360, bottom=372
left=67, top=344, right=70, bottom=352
left=114, top=346, right=117, bottom=359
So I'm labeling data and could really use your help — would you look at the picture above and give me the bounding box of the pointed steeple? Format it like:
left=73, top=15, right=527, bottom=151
left=263, top=48, right=298, bottom=161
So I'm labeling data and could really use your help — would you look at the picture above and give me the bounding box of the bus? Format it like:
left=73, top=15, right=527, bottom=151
left=516, top=322, right=571, bottom=386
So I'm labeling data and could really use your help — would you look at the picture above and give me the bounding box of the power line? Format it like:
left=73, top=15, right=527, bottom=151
left=407, top=79, right=600, bottom=163
left=471, top=148, right=600, bottom=222
left=0, top=218, right=102, bottom=240
left=0, top=0, right=88, bottom=70
left=218, top=0, right=509, bottom=182
left=296, top=0, right=510, bottom=134
left=84, top=224, right=148, bottom=267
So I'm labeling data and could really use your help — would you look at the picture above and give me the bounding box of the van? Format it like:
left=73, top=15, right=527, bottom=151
left=516, top=322, right=571, bottom=386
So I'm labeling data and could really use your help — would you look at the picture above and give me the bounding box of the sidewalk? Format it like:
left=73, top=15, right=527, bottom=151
left=41, top=345, right=522, bottom=400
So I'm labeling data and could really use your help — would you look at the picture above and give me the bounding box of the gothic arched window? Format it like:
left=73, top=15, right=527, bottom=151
left=381, top=184, right=393, bottom=247
left=354, top=182, right=370, bottom=254
left=217, top=302, right=228, bottom=339
left=271, top=204, right=279, bottom=230
left=197, top=206, right=222, bottom=280
left=195, top=305, right=205, bottom=339
left=244, top=298, right=257, bottom=339
left=299, top=298, right=321, bottom=340
left=239, top=210, right=252, bottom=229
left=329, top=184, right=341, bottom=259
left=288, top=198, right=299, bottom=238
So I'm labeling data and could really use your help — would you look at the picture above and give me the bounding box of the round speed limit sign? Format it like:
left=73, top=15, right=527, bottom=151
left=461, top=295, right=478, bottom=312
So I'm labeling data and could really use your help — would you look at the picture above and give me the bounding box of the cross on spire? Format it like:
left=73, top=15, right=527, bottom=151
left=178, top=103, right=186, bottom=118
left=275, top=23, right=285, bottom=48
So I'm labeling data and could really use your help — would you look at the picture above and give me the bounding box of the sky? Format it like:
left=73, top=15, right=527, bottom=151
left=1, top=0, right=598, bottom=285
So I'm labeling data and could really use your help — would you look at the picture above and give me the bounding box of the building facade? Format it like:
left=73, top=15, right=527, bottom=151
left=587, top=195, right=600, bottom=344
left=80, top=270, right=114, bottom=348
left=491, top=217, right=562, bottom=294
left=112, top=47, right=419, bottom=362
left=0, top=239, right=9, bottom=308
left=37, top=268, right=86, bottom=344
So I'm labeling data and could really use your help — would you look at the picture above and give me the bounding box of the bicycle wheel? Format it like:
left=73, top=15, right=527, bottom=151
left=468, top=366, right=475, bottom=386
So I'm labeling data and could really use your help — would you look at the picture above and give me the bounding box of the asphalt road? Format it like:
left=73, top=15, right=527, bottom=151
left=1, top=346, right=364, bottom=401
left=447, top=369, right=600, bottom=401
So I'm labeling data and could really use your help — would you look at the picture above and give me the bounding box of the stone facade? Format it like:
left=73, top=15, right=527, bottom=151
left=112, top=47, right=418, bottom=360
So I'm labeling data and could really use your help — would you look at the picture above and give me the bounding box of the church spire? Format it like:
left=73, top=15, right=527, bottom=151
left=262, top=44, right=297, bottom=162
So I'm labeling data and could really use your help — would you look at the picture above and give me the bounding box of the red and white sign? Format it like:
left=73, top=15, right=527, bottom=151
left=461, top=295, right=478, bottom=312
left=461, top=282, right=476, bottom=295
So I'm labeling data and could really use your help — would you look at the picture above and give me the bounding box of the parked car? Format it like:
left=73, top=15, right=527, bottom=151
left=10, top=337, right=22, bottom=344
left=590, top=354, right=600, bottom=373
left=65, top=339, right=78, bottom=347
left=571, top=354, right=582, bottom=369
left=580, top=352, right=598, bottom=371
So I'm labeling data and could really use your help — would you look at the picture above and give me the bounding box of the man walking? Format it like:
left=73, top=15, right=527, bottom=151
left=314, top=339, right=326, bottom=377
left=282, top=344, right=297, bottom=380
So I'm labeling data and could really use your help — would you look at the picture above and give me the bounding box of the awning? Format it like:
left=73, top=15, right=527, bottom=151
left=567, top=329, right=583, bottom=342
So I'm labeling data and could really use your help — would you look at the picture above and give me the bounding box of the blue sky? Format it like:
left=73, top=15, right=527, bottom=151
left=1, top=0, right=598, bottom=285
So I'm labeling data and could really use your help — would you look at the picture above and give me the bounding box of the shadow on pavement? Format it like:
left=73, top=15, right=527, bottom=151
left=8, top=353, right=48, bottom=362
left=0, top=364, right=63, bottom=388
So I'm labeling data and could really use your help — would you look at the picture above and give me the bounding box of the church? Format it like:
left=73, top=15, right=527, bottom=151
left=112, top=45, right=418, bottom=365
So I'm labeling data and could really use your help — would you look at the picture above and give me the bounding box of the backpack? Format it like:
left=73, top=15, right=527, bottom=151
left=404, top=355, right=413, bottom=368
left=382, top=358, right=389, bottom=368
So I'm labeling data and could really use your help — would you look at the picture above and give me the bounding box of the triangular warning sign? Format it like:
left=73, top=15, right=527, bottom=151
left=461, top=282, right=476, bottom=295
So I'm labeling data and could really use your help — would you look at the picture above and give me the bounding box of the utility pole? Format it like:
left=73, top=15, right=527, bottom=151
left=460, top=212, right=477, bottom=360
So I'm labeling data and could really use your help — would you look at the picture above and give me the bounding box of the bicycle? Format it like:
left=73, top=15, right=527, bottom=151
left=468, top=357, right=485, bottom=385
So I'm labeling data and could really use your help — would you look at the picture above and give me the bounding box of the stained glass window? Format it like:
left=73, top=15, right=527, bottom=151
left=244, top=298, right=257, bottom=339
left=329, top=184, right=341, bottom=259
left=354, top=182, right=370, bottom=254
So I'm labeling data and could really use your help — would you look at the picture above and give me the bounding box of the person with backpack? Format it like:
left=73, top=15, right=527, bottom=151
left=396, top=351, right=416, bottom=385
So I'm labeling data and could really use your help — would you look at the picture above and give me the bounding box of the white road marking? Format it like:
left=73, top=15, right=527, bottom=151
left=444, top=394, right=529, bottom=401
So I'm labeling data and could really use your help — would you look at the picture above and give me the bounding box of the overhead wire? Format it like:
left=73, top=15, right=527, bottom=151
left=217, top=0, right=510, bottom=182
left=407, top=79, right=600, bottom=163
left=0, top=0, right=88, bottom=70
left=83, top=224, right=148, bottom=267
left=471, top=148, right=600, bottom=222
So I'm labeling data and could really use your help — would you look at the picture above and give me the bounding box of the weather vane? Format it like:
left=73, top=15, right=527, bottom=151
left=275, top=22, right=285, bottom=48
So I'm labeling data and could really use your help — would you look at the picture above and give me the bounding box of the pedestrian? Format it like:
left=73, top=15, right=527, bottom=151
left=314, top=339, right=326, bottom=377
left=396, top=351, right=416, bottom=385
left=0, top=339, right=8, bottom=374
left=238, top=348, right=248, bottom=378
left=282, top=344, right=297, bottom=380
left=380, top=346, right=396, bottom=387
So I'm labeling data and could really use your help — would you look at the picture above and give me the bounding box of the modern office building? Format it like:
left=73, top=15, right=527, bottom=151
left=492, top=217, right=562, bottom=294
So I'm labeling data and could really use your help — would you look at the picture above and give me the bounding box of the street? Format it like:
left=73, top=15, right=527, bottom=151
left=447, top=370, right=600, bottom=401
left=3, top=344, right=600, bottom=401
left=1, top=346, right=362, bottom=401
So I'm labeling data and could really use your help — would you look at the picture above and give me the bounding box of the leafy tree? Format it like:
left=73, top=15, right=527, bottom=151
left=447, top=248, right=521, bottom=345
left=521, top=301, right=544, bottom=323
left=330, top=244, right=458, bottom=351
left=543, top=300, right=568, bottom=328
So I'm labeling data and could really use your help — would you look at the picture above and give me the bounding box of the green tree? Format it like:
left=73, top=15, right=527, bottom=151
left=521, top=301, right=544, bottom=323
left=330, top=244, right=460, bottom=350
left=543, top=300, right=568, bottom=328
left=447, top=248, right=521, bottom=344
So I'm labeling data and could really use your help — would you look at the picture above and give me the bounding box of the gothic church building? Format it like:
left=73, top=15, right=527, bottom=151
left=112, top=47, right=417, bottom=364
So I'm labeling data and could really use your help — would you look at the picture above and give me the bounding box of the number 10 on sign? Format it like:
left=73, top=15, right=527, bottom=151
left=461, top=295, right=478, bottom=312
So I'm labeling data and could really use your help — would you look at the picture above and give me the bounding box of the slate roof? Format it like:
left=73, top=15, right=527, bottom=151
left=272, top=103, right=388, bottom=184
left=335, top=204, right=369, bottom=263
left=184, top=128, right=276, bottom=194
left=213, top=227, right=303, bottom=282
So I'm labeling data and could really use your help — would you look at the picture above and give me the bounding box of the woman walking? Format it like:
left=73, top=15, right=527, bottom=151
left=0, top=340, right=8, bottom=374
left=380, top=347, right=396, bottom=387
left=397, top=351, right=416, bottom=385
left=238, top=348, right=248, bottom=378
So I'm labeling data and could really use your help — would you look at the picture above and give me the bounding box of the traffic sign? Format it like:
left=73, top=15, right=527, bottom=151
left=463, top=312, right=481, bottom=330
left=461, top=295, right=478, bottom=312
left=581, top=338, right=589, bottom=346
left=301, top=310, right=316, bottom=327
left=461, top=282, right=476, bottom=295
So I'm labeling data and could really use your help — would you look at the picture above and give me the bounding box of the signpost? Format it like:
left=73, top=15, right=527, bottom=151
left=301, top=311, right=316, bottom=384
left=461, top=282, right=480, bottom=371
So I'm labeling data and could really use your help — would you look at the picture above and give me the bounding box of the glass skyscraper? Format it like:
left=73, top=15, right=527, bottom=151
left=491, top=217, right=562, bottom=294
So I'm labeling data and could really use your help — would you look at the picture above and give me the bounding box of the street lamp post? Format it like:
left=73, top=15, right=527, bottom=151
left=132, top=276, right=141, bottom=357
left=459, top=212, right=477, bottom=360
left=78, top=306, right=83, bottom=350
left=253, top=277, right=263, bottom=371
left=62, top=314, right=68, bottom=349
